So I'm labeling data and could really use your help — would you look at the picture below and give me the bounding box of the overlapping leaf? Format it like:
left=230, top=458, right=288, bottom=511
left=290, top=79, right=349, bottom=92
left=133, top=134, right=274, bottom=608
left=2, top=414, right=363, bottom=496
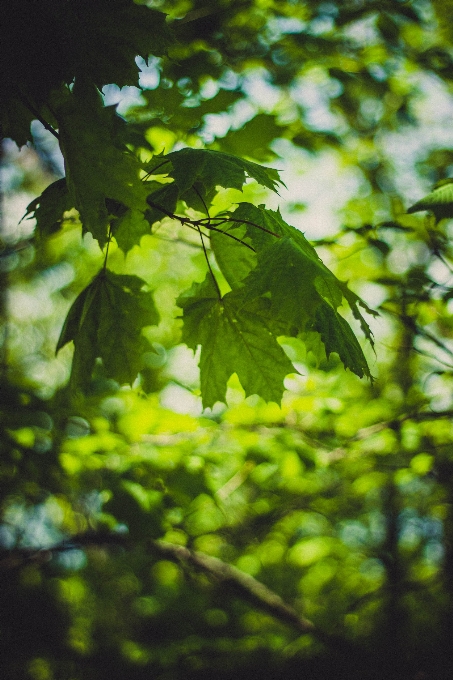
left=22, top=178, right=73, bottom=236
left=145, top=182, right=180, bottom=226
left=142, top=149, right=284, bottom=229
left=209, top=224, right=257, bottom=290
left=199, top=202, right=374, bottom=392
left=112, top=208, right=150, bottom=253
left=57, top=270, right=159, bottom=390
left=177, top=276, right=294, bottom=408
left=407, top=179, right=453, bottom=222
left=240, top=236, right=342, bottom=330
left=56, top=80, right=148, bottom=246
left=313, top=303, right=372, bottom=378
left=166, top=148, right=283, bottom=196
left=1, top=0, right=173, bottom=146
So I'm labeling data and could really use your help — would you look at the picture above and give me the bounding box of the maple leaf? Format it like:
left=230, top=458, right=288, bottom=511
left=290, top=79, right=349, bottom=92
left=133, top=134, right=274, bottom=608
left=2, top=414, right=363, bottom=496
left=22, top=179, right=73, bottom=236
left=210, top=223, right=257, bottom=290
left=240, top=236, right=342, bottom=330
left=145, top=182, right=180, bottom=226
left=313, top=303, right=372, bottom=379
left=57, top=270, right=159, bottom=390
left=56, top=80, right=148, bottom=246
left=407, top=179, right=453, bottom=222
left=177, top=276, right=294, bottom=408
left=230, top=203, right=326, bottom=265
left=112, top=209, right=150, bottom=253
left=166, top=148, right=283, bottom=196
left=337, top=282, right=377, bottom=350
left=216, top=203, right=375, bottom=379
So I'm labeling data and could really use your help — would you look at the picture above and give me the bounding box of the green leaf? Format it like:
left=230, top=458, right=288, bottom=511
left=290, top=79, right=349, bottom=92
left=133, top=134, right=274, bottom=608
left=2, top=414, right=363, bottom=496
left=313, top=303, right=372, bottom=379
left=57, top=279, right=100, bottom=392
left=112, top=208, right=150, bottom=252
left=240, top=236, right=326, bottom=331
left=220, top=113, right=283, bottom=161
left=65, top=3, right=174, bottom=89
left=210, top=224, right=257, bottom=290
left=166, top=148, right=283, bottom=196
left=57, top=270, right=159, bottom=390
left=337, top=282, right=377, bottom=350
left=145, top=182, right=180, bottom=226
left=22, top=178, right=73, bottom=236
left=230, top=203, right=324, bottom=269
left=177, top=276, right=295, bottom=408
left=181, top=181, right=217, bottom=213
left=1, top=97, right=35, bottom=147
left=140, top=87, right=242, bottom=131
left=220, top=204, right=374, bottom=374
left=56, top=80, right=148, bottom=246
left=407, top=179, right=453, bottom=222
left=227, top=205, right=343, bottom=324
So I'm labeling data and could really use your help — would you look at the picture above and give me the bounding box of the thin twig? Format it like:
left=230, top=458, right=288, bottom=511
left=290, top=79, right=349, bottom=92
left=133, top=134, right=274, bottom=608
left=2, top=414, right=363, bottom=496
left=142, top=159, right=172, bottom=180
left=16, top=92, right=60, bottom=141
left=197, top=225, right=222, bottom=299
left=147, top=201, right=257, bottom=251
left=193, top=184, right=211, bottom=219
left=202, top=223, right=256, bottom=251
left=219, top=214, right=281, bottom=239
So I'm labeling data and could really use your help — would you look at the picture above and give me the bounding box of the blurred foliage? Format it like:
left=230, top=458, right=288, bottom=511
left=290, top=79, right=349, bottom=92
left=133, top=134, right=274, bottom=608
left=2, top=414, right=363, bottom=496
left=2, top=1, right=453, bottom=679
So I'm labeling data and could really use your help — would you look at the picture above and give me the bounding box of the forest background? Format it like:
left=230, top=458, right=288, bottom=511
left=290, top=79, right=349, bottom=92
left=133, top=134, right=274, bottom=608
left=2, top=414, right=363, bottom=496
left=2, top=1, right=453, bottom=679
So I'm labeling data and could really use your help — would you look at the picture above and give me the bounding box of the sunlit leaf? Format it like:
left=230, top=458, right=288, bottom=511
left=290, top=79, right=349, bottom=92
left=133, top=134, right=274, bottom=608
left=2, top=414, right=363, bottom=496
left=177, top=276, right=294, bottom=407
left=166, top=148, right=283, bottom=195
left=407, top=179, right=453, bottom=221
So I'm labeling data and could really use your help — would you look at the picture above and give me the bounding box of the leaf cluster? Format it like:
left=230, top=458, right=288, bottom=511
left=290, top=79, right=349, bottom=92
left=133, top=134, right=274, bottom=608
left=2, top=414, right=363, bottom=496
left=27, top=141, right=374, bottom=404
left=5, top=1, right=404, bottom=406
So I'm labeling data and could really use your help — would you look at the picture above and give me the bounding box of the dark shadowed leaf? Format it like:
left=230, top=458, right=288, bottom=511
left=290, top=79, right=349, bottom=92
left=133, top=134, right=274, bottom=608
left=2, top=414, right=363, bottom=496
left=22, top=178, right=73, bottom=236
left=57, top=270, right=159, bottom=390
left=313, top=302, right=372, bottom=379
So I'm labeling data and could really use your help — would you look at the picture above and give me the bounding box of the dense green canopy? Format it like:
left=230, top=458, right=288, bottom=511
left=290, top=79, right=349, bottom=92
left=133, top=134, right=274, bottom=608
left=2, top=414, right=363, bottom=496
left=2, top=1, right=453, bottom=679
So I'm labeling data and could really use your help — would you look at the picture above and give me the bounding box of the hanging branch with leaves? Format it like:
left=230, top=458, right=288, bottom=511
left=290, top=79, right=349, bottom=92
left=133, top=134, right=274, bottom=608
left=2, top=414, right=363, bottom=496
left=9, top=0, right=376, bottom=408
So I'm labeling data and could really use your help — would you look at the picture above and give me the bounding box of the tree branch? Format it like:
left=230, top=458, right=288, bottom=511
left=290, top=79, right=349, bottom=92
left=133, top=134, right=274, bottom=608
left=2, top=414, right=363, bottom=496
left=151, top=539, right=315, bottom=634
left=0, top=534, right=314, bottom=635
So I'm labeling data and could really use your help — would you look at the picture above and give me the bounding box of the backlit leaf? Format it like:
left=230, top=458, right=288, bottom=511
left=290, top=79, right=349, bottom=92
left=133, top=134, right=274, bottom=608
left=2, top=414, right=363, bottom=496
left=177, top=276, right=294, bottom=408
left=210, top=223, right=257, bottom=289
left=112, top=208, right=150, bottom=252
left=407, top=179, right=453, bottom=222
left=166, top=148, right=283, bottom=195
left=57, top=270, right=159, bottom=390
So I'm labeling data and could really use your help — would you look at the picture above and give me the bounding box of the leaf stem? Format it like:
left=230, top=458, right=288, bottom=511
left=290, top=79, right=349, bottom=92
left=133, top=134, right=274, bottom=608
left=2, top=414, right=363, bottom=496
left=193, top=184, right=210, bottom=219
left=222, top=214, right=281, bottom=239
left=17, top=92, right=60, bottom=141
left=142, top=159, right=172, bottom=180
left=197, top=226, right=221, bottom=299
left=103, top=227, right=112, bottom=271
left=146, top=201, right=256, bottom=251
